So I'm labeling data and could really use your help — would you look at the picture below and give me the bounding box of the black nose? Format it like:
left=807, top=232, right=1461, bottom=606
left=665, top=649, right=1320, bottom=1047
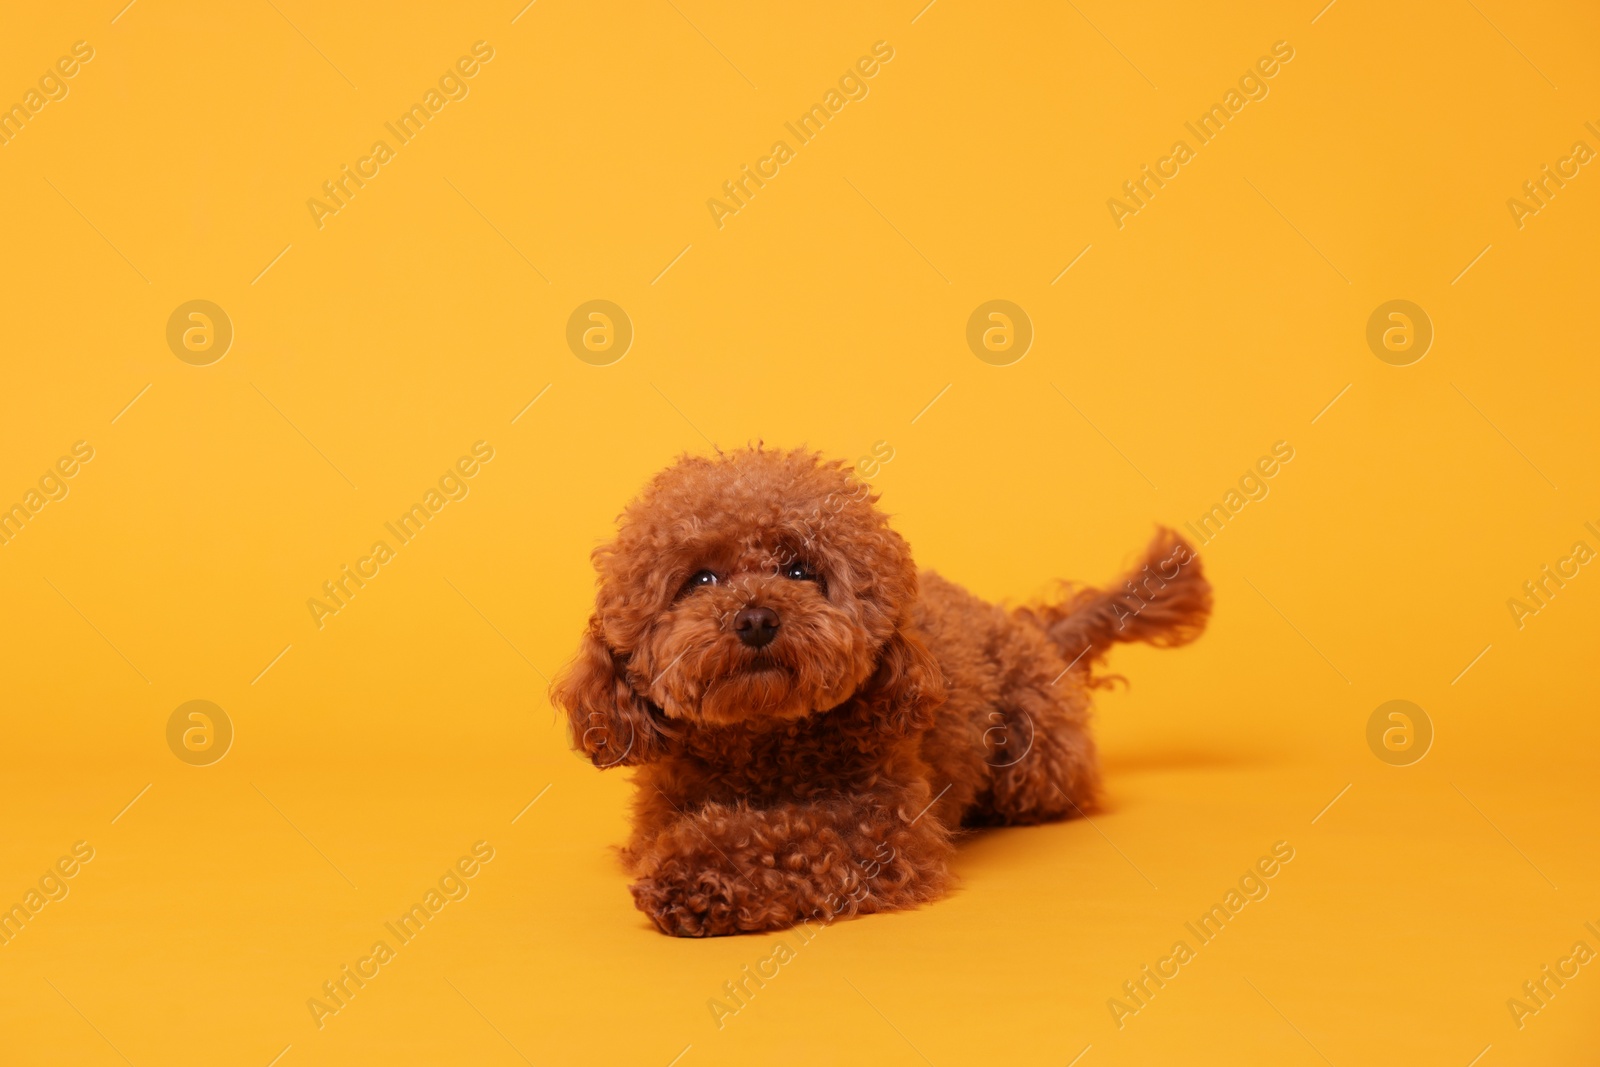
left=734, top=607, right=780, bottom=648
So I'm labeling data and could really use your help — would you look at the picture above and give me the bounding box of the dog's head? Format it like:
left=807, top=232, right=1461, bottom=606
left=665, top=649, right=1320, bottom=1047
left=552, top=447, right=944, bottom=767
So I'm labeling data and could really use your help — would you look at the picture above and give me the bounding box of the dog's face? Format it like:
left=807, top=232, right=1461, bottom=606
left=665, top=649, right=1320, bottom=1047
left=553, top=448, right=941, bottom=766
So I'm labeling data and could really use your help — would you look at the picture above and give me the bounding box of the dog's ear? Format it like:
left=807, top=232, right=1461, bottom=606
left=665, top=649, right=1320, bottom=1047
left=550, top=620, right=674, bottom=768
left=860, top=625, right=946, bottom=736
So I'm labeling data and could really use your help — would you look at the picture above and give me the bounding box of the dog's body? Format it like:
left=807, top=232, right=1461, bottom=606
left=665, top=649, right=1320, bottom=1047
left=554, top=448, right=1210, bottom=936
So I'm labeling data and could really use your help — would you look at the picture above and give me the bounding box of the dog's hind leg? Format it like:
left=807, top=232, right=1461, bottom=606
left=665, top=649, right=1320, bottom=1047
left=965, top=644, right=1101, bottom=827
left=969, top=527, right=1211, bottom=827
left=911, top=571, right=1100, bottom=829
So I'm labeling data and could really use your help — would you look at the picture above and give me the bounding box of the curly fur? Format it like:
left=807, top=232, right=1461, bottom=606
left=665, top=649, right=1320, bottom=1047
left=552, top=446, right=1211, bottom=936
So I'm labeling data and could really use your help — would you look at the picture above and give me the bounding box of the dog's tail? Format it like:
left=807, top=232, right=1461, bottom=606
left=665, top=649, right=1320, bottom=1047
left=1019, top=527, right=1212, bottom=671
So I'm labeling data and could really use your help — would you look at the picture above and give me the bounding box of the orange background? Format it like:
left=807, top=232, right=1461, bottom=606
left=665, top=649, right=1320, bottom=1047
left=1, top=1, right=1597, bottom=1063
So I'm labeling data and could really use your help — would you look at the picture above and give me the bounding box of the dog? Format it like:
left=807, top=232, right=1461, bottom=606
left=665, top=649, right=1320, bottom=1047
left=552, top=446, right=1211, bottom=936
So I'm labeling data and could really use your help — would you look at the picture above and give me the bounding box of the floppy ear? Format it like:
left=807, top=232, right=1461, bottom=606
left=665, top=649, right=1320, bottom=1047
left=549, top=620, right=674, bottom=767
left=860, top=625, right=947, bottom=736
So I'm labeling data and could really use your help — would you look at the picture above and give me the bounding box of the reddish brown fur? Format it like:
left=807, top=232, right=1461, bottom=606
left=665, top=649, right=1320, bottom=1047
left=552, top=447, right=1211, bottom=936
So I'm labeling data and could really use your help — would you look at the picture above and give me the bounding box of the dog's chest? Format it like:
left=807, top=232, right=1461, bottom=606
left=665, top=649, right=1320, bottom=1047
left=678, top=712, right=889, bottom=804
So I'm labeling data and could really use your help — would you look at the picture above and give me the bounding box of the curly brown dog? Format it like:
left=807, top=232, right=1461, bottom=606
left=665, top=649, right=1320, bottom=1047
left=552, top=446, right=1210, bottom=937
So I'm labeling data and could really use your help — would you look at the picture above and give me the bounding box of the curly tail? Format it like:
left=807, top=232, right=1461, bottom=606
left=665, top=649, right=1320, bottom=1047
left=1018, top=527, right=1212, bottom=669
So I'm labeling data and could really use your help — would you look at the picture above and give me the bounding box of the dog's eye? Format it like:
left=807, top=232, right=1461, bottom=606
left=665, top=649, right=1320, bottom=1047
left=781, top=562, right=816, bottom=581
left=685, top=569, right=720, bottom=591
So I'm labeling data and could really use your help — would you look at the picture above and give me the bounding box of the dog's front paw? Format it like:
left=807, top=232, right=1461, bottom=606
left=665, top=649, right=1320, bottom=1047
left=630, top=869, right=747, bottom=937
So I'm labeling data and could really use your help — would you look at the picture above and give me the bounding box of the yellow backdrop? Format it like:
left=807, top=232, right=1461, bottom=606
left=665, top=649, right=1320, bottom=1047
left=2, top=1, right=1596, bottom=1064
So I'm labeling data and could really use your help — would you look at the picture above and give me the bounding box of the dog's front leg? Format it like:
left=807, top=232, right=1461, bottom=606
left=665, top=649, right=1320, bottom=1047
left=626, top=790, right=953, bottom=937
